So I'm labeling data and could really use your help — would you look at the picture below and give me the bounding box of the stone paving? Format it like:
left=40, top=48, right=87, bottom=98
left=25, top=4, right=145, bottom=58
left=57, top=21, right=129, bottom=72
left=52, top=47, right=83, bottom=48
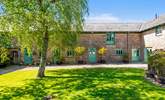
left=43, top=64, right=148, bottom=69
left=0, top=65, right=26, bottom=75
left=0, top=64, right=148, bottom=74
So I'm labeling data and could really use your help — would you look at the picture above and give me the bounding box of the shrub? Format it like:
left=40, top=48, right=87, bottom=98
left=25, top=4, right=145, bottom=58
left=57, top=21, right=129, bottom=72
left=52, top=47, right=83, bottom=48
left=0, top=47, right=10, bottom=66
left=52, top=48, right=63, bottom=65
left=148, top=50, right=165, bottom=79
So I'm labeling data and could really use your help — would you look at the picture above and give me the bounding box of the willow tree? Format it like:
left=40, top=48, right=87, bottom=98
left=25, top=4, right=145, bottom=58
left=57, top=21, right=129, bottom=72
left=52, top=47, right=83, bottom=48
left=0, top=0, right=88, bottom=78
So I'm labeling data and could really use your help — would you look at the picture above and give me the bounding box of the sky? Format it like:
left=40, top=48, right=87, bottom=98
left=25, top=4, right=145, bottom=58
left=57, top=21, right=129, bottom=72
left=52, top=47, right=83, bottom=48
left=86, top=0, right=165, bottom=23
left=0, top=1, right=164, bottom=23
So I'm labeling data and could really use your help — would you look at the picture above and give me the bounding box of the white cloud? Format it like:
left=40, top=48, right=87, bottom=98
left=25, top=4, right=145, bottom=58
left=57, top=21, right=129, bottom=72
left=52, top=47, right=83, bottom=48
left=85, top=14, right=121, bottom=23
left=125, top=19, right=145, bottom=23
left=85, top=13, right=145, bottom=23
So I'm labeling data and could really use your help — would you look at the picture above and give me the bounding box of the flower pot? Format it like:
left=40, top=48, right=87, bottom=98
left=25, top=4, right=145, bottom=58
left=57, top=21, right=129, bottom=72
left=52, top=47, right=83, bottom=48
left=56, top=61, right=63, bottom=65
left=78, top=60, right=84, bottom=64
left=100, top=60, right=106, bottom=64
left=123, top=60, right=129, bottom=64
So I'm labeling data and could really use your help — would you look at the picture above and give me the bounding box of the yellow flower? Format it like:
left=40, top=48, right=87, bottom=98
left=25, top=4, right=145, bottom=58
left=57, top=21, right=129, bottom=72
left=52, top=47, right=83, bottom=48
left=98, top=47, right=107, bottom=55
left=75, top=46, right=86, bottom=56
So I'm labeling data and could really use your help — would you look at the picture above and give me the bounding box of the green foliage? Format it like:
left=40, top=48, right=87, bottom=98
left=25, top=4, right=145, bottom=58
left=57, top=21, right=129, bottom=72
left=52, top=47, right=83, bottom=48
left=0, top=0, right=88, bottom=76
left=148, top=50, right=165, bottom=77
left=0, top=68, right=165, bottom=99
left=0, top=0, right=88, bottom=50
left=53, top=48, right=63, bottom=63
left=0, top=32, right=11, bottom=65
left=0, top=32, right=12, bottom=48
left=0, top=47, right=9, bottom=64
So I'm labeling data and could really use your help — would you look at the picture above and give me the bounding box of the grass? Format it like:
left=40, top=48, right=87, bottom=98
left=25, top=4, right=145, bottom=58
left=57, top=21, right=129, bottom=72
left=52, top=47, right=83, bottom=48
left=0, top=68, right=165, bottom=100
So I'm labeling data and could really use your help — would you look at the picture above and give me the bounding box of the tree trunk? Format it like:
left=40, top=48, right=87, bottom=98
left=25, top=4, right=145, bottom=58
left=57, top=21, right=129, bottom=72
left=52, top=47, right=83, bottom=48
left=37, top=31, right=48, bottom=78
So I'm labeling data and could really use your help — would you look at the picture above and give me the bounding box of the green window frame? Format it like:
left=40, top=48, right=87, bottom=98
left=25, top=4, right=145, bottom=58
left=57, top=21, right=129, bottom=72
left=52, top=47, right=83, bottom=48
left=115, top=49, right=124, bottom=56
left=66, top=49, right=74, bottom=57
left=155, top=26, right=162, bottom=36
left=106, top=32, right=115, bottom=45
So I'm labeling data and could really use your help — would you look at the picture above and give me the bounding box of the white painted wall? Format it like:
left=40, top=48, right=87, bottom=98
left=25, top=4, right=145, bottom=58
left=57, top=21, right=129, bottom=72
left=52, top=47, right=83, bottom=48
left=143, top=27, right=165, bottom=50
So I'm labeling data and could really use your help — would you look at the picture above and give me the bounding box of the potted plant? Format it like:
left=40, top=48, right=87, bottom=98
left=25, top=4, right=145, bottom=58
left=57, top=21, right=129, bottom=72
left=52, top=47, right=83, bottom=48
left=74, top=46, right=86, bottom=64
left=98, top=47, right=107, bottom=64
left=122, top=53, right=129, bottom=63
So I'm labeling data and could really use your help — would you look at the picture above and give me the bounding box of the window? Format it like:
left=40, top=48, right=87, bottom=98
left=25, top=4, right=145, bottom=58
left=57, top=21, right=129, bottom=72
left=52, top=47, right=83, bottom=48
left=132, top=49, right=140, bottom=62
left=147, top=47, right=152, bottom=54
left=155, top=26, right=162, bottom=36
left=66, top=49, right=74, bottom=57
left=116, top=49, right=123, bottom=56
left=106, top=32, right=115, bottom=45
left=136, top=49, right=140, bottom=56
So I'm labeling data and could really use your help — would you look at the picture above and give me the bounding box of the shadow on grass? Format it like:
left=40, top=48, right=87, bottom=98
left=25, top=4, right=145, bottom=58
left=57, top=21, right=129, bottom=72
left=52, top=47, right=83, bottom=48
left=0, top=80, right=47, bottom=100
left=0, top=68, right=165, bottom=100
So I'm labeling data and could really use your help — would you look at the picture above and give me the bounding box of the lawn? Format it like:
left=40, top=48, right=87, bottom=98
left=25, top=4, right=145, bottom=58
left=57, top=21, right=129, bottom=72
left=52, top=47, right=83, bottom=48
left=0, top=68, right=165, bottom=100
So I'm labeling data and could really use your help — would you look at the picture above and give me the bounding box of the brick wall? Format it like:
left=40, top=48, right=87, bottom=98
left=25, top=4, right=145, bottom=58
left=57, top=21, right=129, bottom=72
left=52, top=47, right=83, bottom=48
left=25, top=32, right=144, bottom=64
left=79, top=32, right=143, bottom=63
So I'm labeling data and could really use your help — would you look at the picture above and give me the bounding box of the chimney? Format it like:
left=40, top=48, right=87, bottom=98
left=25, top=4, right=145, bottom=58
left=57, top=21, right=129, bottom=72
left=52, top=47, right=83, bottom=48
left=155, top=13, right=158, bottom=19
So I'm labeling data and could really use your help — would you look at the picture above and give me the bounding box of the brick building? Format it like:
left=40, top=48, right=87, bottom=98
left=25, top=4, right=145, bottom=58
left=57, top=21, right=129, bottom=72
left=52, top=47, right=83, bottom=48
left=9, top=15, right=165, bottom=64
left=76, top=15, right=165, bottom=64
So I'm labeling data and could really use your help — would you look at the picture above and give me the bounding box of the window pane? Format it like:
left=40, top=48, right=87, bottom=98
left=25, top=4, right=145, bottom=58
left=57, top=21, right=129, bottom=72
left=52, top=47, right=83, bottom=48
left=116, top=49, right=123, bottom=56
left=137, top=50, right=140, bottom=56
left=67, top=49, right=74, bottom=57
left=106, top=32, right=115, bottom=45
left=155, top=26, right=162, bottom=36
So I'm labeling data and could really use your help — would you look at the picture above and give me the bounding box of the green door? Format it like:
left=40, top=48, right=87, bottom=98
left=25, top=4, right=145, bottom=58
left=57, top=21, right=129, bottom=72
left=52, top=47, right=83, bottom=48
left=144, top=48, right=152, bottom=63
left=132, top=49, right=140, bottom=62
left=24, top=48, right=33, bottom=65
left=88, top=48, right=97, bottom=63
left=144, top=48, right=148, bottom=63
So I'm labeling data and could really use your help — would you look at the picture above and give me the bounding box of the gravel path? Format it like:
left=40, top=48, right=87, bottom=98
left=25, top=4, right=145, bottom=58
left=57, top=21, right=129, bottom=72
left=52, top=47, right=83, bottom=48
left=0, top=65, right=26, bottom=75
left=23, top=64, right=148, bottom=70
left=0, top=64, right=148, bottom=74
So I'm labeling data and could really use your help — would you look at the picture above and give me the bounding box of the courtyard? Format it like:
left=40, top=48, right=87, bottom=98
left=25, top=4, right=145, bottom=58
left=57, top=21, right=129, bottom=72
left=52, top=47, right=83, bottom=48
left=0, top=65, right=165, bottom=100
left=0, top=0, right=165, bottom=100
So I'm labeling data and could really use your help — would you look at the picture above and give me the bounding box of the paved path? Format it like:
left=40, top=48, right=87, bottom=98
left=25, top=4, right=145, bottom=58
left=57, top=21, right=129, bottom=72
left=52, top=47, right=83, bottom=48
left=0, top=64, right=148, bottom=74
left=23, top=64, right=148, bottom=70
left=0, top=65, right=26, bottom=75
